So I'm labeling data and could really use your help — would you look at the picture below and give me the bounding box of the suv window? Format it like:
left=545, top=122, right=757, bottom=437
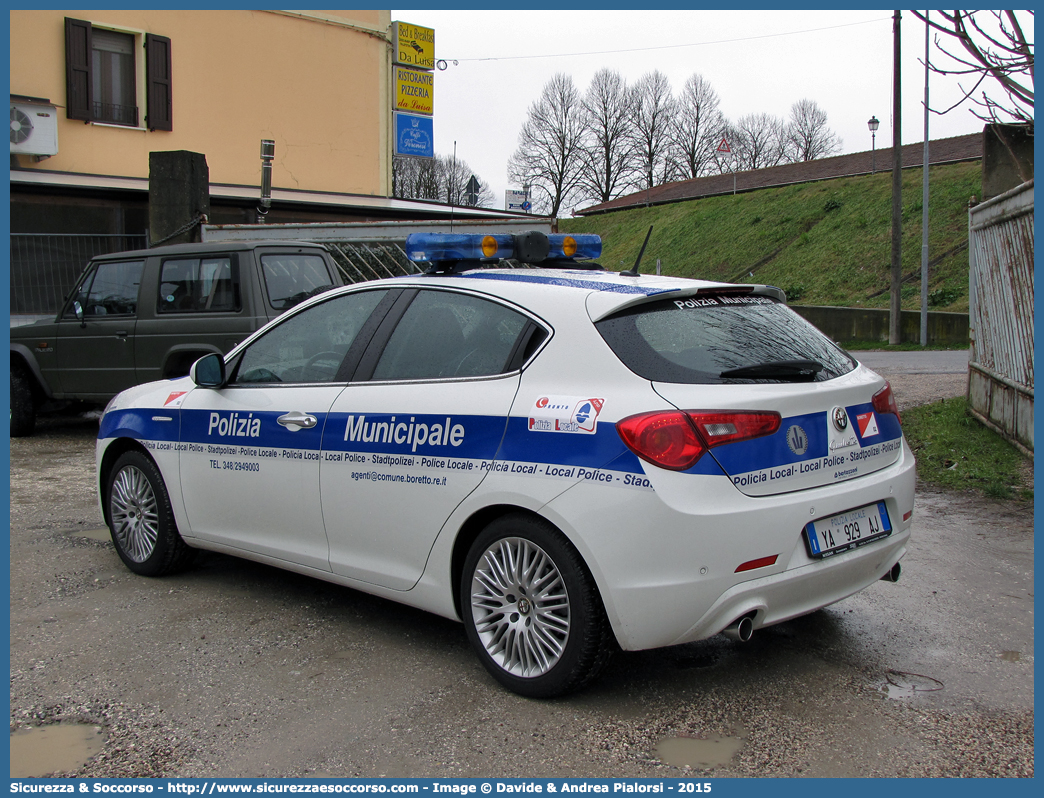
left=158, top=256, right=239, bottom=313
left=596, top=294, right=855, bottom=384
left=234, top=289, right=388, bottom=385
left=371, top=290, right=530, bottom=381
left=260, top=253, right=336, bottom=311
left=64, top=259, right=144, bottom=318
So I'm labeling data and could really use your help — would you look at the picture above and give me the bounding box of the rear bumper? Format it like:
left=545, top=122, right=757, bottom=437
left=669, top=528, right=908, bottom=645
left=541, top=438, right=916, bottom=651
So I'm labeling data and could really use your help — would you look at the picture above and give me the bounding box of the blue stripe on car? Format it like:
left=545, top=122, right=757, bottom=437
left=98, top=409, right=180, bottom=442
left=706, top=406, right=902, bottom=475
left=100, top=404, right=897, bottom=479
left=459, top=271, right=681, bottom=296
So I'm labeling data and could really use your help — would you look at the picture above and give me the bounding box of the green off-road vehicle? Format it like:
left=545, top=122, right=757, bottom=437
left=11, top=239, right=342, bottom=436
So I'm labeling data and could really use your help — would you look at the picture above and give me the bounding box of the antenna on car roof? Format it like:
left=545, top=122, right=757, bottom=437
left=620, top=225, right=653, bottom=277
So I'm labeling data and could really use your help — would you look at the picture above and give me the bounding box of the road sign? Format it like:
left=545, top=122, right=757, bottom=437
left=465, top=175, right=480, bottom=206
left=392, top=21, right=435, bottom=70
left=394, top=66, right=433, bottom=115
left=717, top=137, right=731, bottom=153
left=505, top=189, right=530, bottom=213
left=394, top=112, right=434, bottom=158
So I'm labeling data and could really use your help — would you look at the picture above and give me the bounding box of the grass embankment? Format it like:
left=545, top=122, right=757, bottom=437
left=561, top=161, right=979, bottom=313
left=901, top=397, right=1032, bottom=500
left=563, top=163, right=1033, bottom=492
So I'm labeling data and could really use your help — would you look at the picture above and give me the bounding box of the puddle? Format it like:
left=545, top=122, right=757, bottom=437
left=654, top=733, right=744, bottom=768
left=10, top=723, right=106, bottom=777
left=1000, top=651, right=1021, bottom=662
left=876, top=670, right=944, bottom=700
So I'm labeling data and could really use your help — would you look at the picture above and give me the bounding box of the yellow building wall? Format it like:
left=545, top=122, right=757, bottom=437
left=10, top=10, right=392, bottom=196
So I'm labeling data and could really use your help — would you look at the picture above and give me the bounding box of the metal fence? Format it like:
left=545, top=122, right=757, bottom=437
left=967, top=179, right=1034, bottom=453
left=201, top=219, right=558, bottom=285
left=10, top=233, right=148, bottom=318
left=322, top=239, right=421, bottom=283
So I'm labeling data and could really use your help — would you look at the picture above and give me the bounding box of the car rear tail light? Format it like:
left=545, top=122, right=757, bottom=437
left=872, top=382, right=901, bottom=425
left=617, top=410, right=781, bottom=472
left=687, top=411, right=781, bottom=447
left=616, top=412, right=705, bottom=471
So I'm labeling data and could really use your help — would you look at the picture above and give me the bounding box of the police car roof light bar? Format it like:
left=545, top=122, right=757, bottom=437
left=405, top=231, right=602, bottom=273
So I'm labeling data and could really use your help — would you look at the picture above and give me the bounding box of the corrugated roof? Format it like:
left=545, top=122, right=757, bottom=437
left=577, top=132, right=982, bottom=216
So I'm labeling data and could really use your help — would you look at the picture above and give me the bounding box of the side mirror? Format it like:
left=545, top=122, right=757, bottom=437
left=190, top=353, right=227, bottom=388
left=73, top=300, right=85, bottom=327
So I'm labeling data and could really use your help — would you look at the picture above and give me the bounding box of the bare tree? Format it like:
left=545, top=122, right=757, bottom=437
left=442, top=155, right=496, bottom=208
left=672, top=73, right=726, bottom=179
left=578, top=68, right=638, bottom=204
left=508, top=73, right=587, bottom=217
left=393, top=154, right=494, bottom=207
left=392, top=155, right=441, bottom=201
left=786, top=99, right=842, bottom=161
left=912, top=10, right=1033, bottom=124
left=632, top=70, right=677, bottom=189
left=732, top=112, right=789, bottom=171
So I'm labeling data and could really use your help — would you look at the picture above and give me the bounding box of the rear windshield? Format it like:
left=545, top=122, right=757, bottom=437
left=261, top=253, right=336, bottom=310
left=596, top=294, right=855, bottom=384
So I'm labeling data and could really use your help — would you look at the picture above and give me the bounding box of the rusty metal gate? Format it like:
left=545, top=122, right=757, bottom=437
left=968, top=179, right=1034, bottom=454
left=201, top=219, right=555, bottom=284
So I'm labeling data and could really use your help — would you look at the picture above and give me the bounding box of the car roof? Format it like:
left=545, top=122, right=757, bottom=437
left=377, top=268, right=783, bottom=322
left=90, top=239, right=330, bottom=261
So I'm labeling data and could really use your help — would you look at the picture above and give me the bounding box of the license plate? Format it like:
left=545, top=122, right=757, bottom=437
left=804, top=501, right=891, bottom=558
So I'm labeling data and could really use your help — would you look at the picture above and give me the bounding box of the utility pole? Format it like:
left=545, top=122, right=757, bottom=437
left=920, top=12, right=930, bottom=346
left=889, top=10, right=903, bottom=345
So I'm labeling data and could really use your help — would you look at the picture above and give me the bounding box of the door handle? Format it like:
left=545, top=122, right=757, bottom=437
left=277, top=411, right=317, bottom=430
left=116, top=330, right=129, bottom=339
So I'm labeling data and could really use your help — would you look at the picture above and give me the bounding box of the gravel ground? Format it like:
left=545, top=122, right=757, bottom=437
left=881, top=373, right=968, bottom=411
left=9, top=367, right=1033, bottom=779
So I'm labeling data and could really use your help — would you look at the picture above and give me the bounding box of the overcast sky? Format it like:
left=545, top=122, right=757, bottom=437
left=391, top=9, right=1006, bottom=212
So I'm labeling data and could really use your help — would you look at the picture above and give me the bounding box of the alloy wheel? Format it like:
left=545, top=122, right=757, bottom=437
left=109, top=465, right=160, bottom=563
left=469, top=536, right=571, bottom=678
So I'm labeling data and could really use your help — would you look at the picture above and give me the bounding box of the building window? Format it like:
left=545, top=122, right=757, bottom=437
left=91, top=29, right=136, bottom=125
left=65, top=17, right=172, bottom=131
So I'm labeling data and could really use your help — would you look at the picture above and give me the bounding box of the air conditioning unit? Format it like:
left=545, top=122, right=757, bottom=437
left=11, top=100, right=58, bottom=157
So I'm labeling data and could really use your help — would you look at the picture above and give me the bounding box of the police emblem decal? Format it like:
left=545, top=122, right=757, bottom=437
left=786, top=424, right=809, bottom=456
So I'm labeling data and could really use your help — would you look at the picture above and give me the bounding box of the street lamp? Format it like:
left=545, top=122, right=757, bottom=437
left=868, top=115, right=880, bottom=174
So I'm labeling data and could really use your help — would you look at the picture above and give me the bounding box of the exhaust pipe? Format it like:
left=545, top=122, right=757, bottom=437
left=880, top=562, right=902, bottom=582
left=723, top=615, right=754, bottom=642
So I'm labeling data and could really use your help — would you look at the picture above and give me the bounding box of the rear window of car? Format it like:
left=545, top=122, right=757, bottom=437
left=595, top=293, right=856, bottom=384
left=260, top=253, right=336, bottom=310
left=158, top=256, right=239, bottom=313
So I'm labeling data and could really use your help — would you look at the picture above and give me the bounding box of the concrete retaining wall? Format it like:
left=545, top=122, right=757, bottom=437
left=791, top=305, right=969, bottom=347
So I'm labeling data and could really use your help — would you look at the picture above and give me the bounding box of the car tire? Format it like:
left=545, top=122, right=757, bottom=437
left=461, top=514, right=614, bottom=698
left=10, top=367, right=36, bottom=438
left=106, top=450, right=195, bottom=576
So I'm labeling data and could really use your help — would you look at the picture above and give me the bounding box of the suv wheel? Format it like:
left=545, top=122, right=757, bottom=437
left=10, top=368, right=36, bottom=437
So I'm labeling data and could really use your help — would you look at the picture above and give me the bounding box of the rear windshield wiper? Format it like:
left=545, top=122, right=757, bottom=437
left=719, top=359, right=824, bottom=381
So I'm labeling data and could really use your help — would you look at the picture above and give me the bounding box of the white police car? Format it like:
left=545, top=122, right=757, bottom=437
left=97, top=230, right=915, bottom=697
